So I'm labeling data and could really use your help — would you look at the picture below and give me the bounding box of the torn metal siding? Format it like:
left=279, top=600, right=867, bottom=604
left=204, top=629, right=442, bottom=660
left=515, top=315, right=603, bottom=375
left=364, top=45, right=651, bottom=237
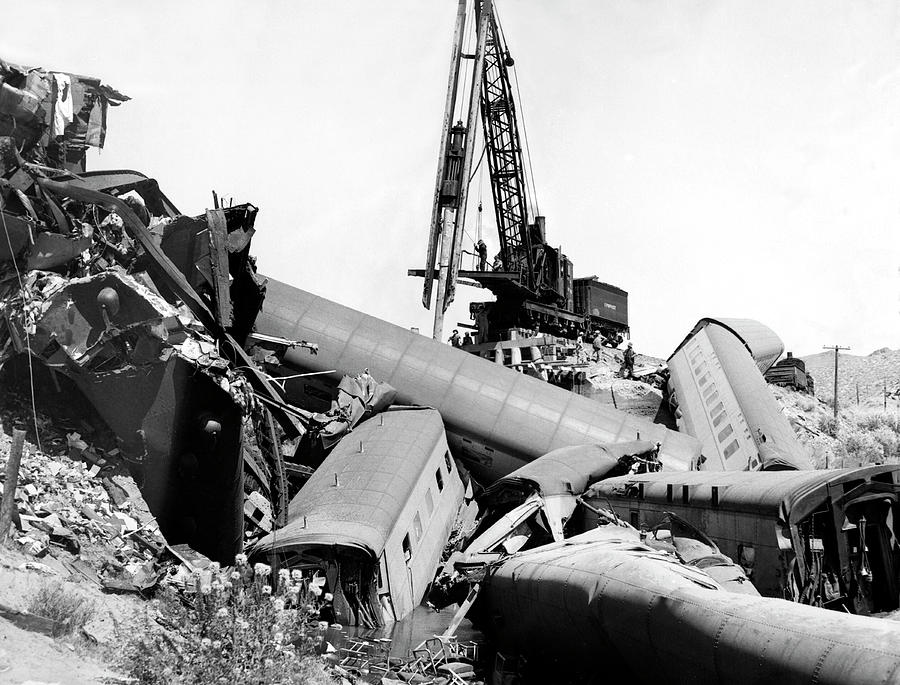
left=481, top=440, right=654, bottom=502
left=0, top=60, right=129, bottom=172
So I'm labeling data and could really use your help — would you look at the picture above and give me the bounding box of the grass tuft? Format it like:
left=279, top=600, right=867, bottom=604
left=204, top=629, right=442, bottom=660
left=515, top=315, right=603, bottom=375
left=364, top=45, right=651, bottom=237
left=27, top=582, right=95, bottom=637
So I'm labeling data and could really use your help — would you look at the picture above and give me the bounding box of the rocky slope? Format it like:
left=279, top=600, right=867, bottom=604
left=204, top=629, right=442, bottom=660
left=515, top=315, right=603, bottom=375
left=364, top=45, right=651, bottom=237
left=802, top=348, right=900, bottom=410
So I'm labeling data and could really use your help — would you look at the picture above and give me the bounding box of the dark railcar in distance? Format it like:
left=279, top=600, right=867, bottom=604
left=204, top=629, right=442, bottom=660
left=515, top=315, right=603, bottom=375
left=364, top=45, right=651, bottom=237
left=573, top=277, right=629, bottom=345
left=764, top=352, right=812, bottom=394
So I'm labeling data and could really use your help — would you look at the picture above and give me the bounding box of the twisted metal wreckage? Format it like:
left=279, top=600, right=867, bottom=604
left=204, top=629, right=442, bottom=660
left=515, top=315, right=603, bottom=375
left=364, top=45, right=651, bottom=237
left=3, top=59, right=900, bottom=684
left=0, top=59, right=357, bottom=562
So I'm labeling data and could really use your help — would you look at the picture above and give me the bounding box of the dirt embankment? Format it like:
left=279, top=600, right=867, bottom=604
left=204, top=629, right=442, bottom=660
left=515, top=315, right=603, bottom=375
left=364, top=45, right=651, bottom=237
left=0, top=416, right=150, bottom=684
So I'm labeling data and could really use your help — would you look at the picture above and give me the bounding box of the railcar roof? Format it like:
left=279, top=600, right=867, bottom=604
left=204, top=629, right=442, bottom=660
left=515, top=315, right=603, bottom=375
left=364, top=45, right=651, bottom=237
left=589, top=466, right=900, bottom=520
left=668, top=317, right=783, bottom=370
left=252, top=407, right=446, bottom=557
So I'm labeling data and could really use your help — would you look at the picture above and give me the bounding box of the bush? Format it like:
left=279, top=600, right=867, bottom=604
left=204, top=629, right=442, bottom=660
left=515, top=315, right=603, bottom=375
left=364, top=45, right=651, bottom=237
left=27, top=582, right=95, bottom=637
left=818, top=414, right=839, bottom=438
left=872, top=425, right=900, bottom=462
left=797, top=397, right=816, bottom=413
left=122, top=558, right=336, bottom=684
left=842, top=428, right=883, bottom=466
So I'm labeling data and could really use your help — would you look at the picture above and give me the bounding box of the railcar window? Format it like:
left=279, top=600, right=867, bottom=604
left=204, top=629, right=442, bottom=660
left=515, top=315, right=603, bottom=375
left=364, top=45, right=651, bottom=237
left=435, top=468, right=444, bottom=492
left=425, top=488, right=434, bottom=516
left=413, top=513, right=423, bottom=541
left=718, top=424, right=734, bottom=442
left=693, top=361, right=707, bottom=375
left=702, top=384, right=717, bottom=400
left=697, top=373, right=710, bottom=387
left=713, top=411, right=726, bottom=427
left=402, top=534, right=412, bottom=562
left=709, top=401, right=724, bottom=417
left=445, top=451, right=453, bottom=473
left=723, top=440, right=740, bottom=459
left=705, top=390, right=719, bottom=406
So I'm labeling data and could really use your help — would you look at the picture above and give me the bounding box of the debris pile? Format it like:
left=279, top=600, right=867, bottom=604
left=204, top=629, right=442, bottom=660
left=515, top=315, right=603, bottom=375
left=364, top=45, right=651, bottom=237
left=0, top=408, right=167, bottom=593
left=0, top=58, right=319, bottom=563
left=0, top=59, right=128, bottom=173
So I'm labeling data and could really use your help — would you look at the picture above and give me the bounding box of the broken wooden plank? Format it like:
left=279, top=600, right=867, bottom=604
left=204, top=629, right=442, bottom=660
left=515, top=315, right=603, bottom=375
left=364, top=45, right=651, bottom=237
left=205, top=209, right=234, bottom=328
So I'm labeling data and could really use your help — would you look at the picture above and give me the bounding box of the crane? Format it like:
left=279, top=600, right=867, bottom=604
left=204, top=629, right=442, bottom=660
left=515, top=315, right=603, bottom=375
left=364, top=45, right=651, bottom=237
left=412, top=0, right=629, bottom=349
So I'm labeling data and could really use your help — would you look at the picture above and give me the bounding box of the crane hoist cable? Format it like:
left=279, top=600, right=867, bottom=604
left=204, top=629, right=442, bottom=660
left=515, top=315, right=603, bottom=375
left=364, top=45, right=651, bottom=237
left=494, top=1, right=540, bottom=218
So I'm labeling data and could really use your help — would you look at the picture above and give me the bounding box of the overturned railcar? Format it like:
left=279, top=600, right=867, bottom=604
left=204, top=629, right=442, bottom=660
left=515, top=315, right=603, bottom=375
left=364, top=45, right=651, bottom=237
left=255, top=278, right=702, bottom=480
left=251, top=408, right=464, bottom=627
left=478, top=530, right=900, bottom=685
left=666, top=318, right=811, bottom=470
left=588, top=465, right=900, bottom=613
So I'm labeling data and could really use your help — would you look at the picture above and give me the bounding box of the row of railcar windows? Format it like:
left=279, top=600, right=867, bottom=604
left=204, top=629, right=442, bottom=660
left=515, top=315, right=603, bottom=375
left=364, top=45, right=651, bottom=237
left=402, top=451, right=455, bottom=564
left=689, top=340, right=741, bottom=463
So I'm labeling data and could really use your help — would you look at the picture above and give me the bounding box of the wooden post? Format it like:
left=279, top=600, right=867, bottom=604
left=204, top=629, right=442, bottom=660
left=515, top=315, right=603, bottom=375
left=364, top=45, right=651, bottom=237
left=823, top=345, right=850, bottom=422
left=0, top=429, right=26, bottom=544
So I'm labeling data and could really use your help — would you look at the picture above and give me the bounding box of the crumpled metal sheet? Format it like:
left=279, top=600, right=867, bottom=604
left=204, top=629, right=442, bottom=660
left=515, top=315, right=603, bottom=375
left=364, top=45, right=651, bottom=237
left=481, top=440, right=655, bottom=504
left=310, top=372, right=397, bottom=449
left=0, top=59, right=128, bottom=171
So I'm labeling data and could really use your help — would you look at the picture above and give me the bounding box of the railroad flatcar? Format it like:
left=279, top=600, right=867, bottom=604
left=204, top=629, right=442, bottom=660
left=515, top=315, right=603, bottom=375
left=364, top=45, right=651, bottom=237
left=250, top=407, right=465, bottom=626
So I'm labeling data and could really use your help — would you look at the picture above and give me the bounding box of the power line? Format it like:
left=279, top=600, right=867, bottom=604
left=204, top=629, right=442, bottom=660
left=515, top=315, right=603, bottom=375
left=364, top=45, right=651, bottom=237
left=0, top=200, right=43, bottom=455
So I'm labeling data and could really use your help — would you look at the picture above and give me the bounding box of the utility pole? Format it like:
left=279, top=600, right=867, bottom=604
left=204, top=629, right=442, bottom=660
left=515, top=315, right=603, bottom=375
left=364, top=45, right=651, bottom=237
left=823, top=345, right=850, bottom=421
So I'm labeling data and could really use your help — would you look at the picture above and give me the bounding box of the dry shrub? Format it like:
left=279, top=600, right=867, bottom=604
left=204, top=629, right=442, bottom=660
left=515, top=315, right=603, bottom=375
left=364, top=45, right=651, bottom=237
left=27, top=582, right=95, bottom=637
left=121, top=558, right=337, bottom=684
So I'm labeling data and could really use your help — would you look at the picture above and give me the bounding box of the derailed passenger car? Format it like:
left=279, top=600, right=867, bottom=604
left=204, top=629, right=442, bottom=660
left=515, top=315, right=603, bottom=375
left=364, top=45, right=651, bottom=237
left=588, top=465, right=900, bottom=613
left=251, top=408, right=466, bottom=627
left=255, top=278, right=703, bottom=480
left=666, top=318, right=811, bottom=471
left=429, top=442, right=754, bottom=628
left=477, top=528, right=900, bottom=685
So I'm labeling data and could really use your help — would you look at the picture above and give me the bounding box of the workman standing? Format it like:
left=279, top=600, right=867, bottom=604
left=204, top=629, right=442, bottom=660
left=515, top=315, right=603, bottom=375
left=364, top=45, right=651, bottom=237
left=591, top=332, right=604, bottom=361
left=462, top=332, right=474, bottom=347
left=449, top=330, right=462, bottom=348
left=476, top=240, right=488, bottom=271
left=622, top=341, right=636, bottom=379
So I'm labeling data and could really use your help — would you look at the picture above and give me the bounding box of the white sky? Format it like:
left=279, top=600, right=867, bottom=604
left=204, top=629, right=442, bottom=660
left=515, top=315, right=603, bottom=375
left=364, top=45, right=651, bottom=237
left=4, top=1, right=899, bottom=359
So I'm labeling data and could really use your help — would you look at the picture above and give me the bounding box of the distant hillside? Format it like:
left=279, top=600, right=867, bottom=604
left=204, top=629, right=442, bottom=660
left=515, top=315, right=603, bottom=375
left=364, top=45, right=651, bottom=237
left=801, top=348, right=900, bottom=410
